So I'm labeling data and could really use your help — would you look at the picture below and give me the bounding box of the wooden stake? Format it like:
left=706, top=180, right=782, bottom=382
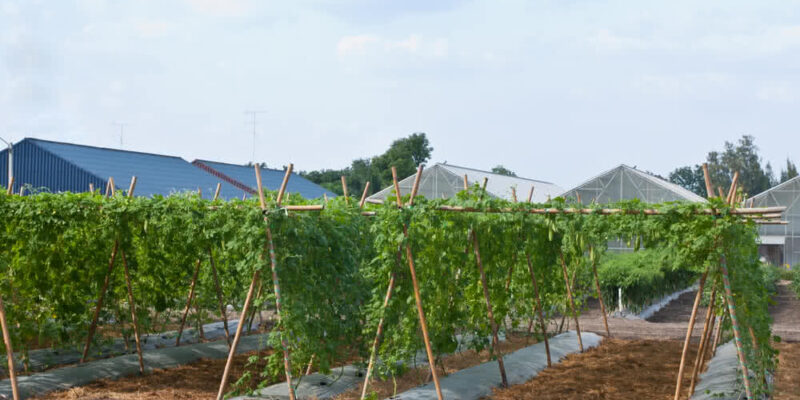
left=359, top=182, right=370, bottom=208
left=527, top=186, right=534, bottom=203
left=81, top=241, right=119, bottom=363
left=525, top=253, right=551, bottom=367
left=276, top=164, right=293, bottom=206
left=392, top=167, right=403, bottom=208
left=120, top=250, right=145, bottom=374
left=463, top=174, right=469, bottom=191
left=472, top=230, right=509, bottom=387
left=208, top=248, right=230, bottom=345
left=213, top=183, right=222, bottom=201
left=726, top=172, right=739, bottom=204
left=575, top=192, right=582, bottom=204
left=6, top=177, right=14, bottom=195
left=711, top=314, right=725, bottom=355
left=0, top=295, right=20, bottom=400
left=89, top=183, right=94, bottom=193
left=717, top=187, right=724, bottom=199
left=590, top=246, right=611, bottom=337
left=18, top=186, right=24, bottom=196
left=480, top=177, right=488, bottom=199
left=511, top=187, right=517, bottom=203
left=360, top=272, right=396, bottom=400
left=719, top=260, right=753, bottom=399
left=673, top=269, right=708, bottom=400
left=216, top=270, right=260, bottom=400
left=392, top=166, right=443, bottom=400
left=127, top=176, right=137, bottom=197
left=559, top=253, right=583, bottom=351
left=689, top=285, right=717, bottom=395
left=409, top=165, right=422, bottom=206
left=176, top=259, right=202, bottom=346
left=341, top=175, right=350, bottom=205
left=702, top=164, right=714, bottom=198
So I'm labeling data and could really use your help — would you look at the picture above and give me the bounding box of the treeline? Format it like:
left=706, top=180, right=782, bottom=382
left=300, top=133, right=433, bottom=196
left=669, top=135, right=798, bottom=198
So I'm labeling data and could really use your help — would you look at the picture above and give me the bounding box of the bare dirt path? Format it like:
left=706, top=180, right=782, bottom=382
left=770, top=281, right=800, bottom=342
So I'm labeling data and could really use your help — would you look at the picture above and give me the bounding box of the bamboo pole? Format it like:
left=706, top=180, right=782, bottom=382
left=341, top=175, right=349, bottom=205
left=720, top=260, right=753, bottom=399
left=575, top=192, right=582, bottom=204
left=527, top=186, right=534, bottom=203
left=0, top=295, right=20, bottom=400
left=472, top=230, right=509, bottom=387
left=481, top=177, right=488, bottom=199
left=511, top=187, right=517, bottom=203
left=463, top=174, right=469, bottom=191
left=590, top=246, right=611, bottom=337
left=702, top=164, right=714, bottom=198
left=127, top=176, right=137, bottom=197
left=218, top=164, right=295, bottom=400
left=176, top=259, right=202, bottom=346
left=216, top=269, right=260, bottom=400
left=276, top=164, right=293, bottom=206
left=359, top=182, right=371, bottom=208
left=6, top=177, right=14, bottom=195
left=726, top=172, right=739, bottom=204
left=558, top=253, right=583, bottom=351
left=360, top=272, right=396, bottom=399
left=214, top=183, right=222, bottom=201
left=393, top=166, right=443, bottom=400
left=263, top=164, right=296, bottom=400
left=717, top=187, right=724, bottom=199
left=246, top=281, right=263, bottom=333
left=208, top=248, right=230, bottom=345
left=120, top=249, right=145, bottom=374
left=711, top=314, right=725, bottom=355
left=689, top=286, right=717, bottom=395
left=673, top=269, right=709, bottom=400
left=525, top=253, right=551, bottom=366
left=82, top=241, right=119, bottom=362
left=89, top=183, right=94, bottom=193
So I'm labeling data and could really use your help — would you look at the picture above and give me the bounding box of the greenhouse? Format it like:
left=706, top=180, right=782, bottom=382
left=748, top=176, right=800, bottom=267
left=367, top=162, right=564, bottom=202
left=560, top=164, right=706, bottom=204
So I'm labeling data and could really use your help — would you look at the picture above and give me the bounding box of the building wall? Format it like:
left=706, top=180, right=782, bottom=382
left=0, top=141, right=105, bottom=194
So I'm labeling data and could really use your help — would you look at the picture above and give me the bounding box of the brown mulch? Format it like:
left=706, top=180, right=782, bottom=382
left=335, top=333, right=536, bottom=400
left=32, top=349, right=275, bottom=400
left=490, top=339, right=701, bottom=400
left=773, top=342, right=800, bottom=400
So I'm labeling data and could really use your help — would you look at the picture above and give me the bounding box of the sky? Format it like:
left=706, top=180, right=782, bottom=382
left=1, top=0, right=799, bottom=189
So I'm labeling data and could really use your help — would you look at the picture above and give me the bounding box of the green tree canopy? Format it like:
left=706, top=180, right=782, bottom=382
left=491, top=165, right=517, bottom=177
left=780, top=158, right=798, bottom=183
left=669, top=135, right=776, bottom=198
left=301, top=133, right=433, bottom=197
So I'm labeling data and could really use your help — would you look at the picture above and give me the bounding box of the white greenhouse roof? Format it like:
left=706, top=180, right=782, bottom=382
left=367, top=163, right=564, bottom=202
left=560, top=164, right=707, bottom=204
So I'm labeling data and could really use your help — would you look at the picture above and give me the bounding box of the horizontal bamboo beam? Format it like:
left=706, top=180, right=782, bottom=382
left=434, top=205, right=786, bottom=216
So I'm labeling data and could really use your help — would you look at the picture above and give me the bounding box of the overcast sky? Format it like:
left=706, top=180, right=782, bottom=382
left=1, top=0, right=799, bottom=189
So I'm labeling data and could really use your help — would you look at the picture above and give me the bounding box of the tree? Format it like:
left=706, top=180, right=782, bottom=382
left=300, top=133, right=433, bottom=197
left=780, top=158, right=799, bottom=183
left=668, top=165, right=706, bottom=197
left=491, top=165, right=517, bottom=177
left=669, top=135, right=776, bottom=198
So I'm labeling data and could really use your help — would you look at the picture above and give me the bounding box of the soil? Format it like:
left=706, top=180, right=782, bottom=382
left=773, top=342, right=800, bottom=400
left=489, top=339, right=700, bottom=400
left=335, top=333, right=536, bottom=400
left=32, top=348, right=275, bottom=400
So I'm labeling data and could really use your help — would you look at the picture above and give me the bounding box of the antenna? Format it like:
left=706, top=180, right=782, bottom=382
left=244, top=110, right=267, bottom=162
left=112, top=122, right=128, bottom=148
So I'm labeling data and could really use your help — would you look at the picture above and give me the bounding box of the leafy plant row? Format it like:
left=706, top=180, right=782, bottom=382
left=0, top=188, right=776, bottom=397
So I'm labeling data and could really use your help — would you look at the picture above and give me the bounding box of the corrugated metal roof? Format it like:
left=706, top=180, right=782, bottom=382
left=560, top=164, right=707, bottom=204
left=0, top=138, right=246, bottom=199
left=192, top=159, right=336, bottom=199
left=368, top=163, right=564, bottom=202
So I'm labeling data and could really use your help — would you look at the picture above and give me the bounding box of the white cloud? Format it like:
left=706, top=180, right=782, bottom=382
left=184, top=0, right=251, bottom=17
left=698, top=25, right=800, bottom=55
left=134, top=20, right=171, bottom=38
left=634, top=73, right=732, bottom=97
left=337, top=34, right=448, bottom=59
left=757, top=82, right=796, bottom=103
left=337, top=34, right=379, bottom=57
left=588, top=29, right=649, bottom=52
left=391, top=34, right=421, bottom=53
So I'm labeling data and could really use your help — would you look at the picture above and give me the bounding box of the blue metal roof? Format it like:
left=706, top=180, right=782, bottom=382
left=193, top=159, right=336, bottom=200
left=0, top=138, right=247, bottom=199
